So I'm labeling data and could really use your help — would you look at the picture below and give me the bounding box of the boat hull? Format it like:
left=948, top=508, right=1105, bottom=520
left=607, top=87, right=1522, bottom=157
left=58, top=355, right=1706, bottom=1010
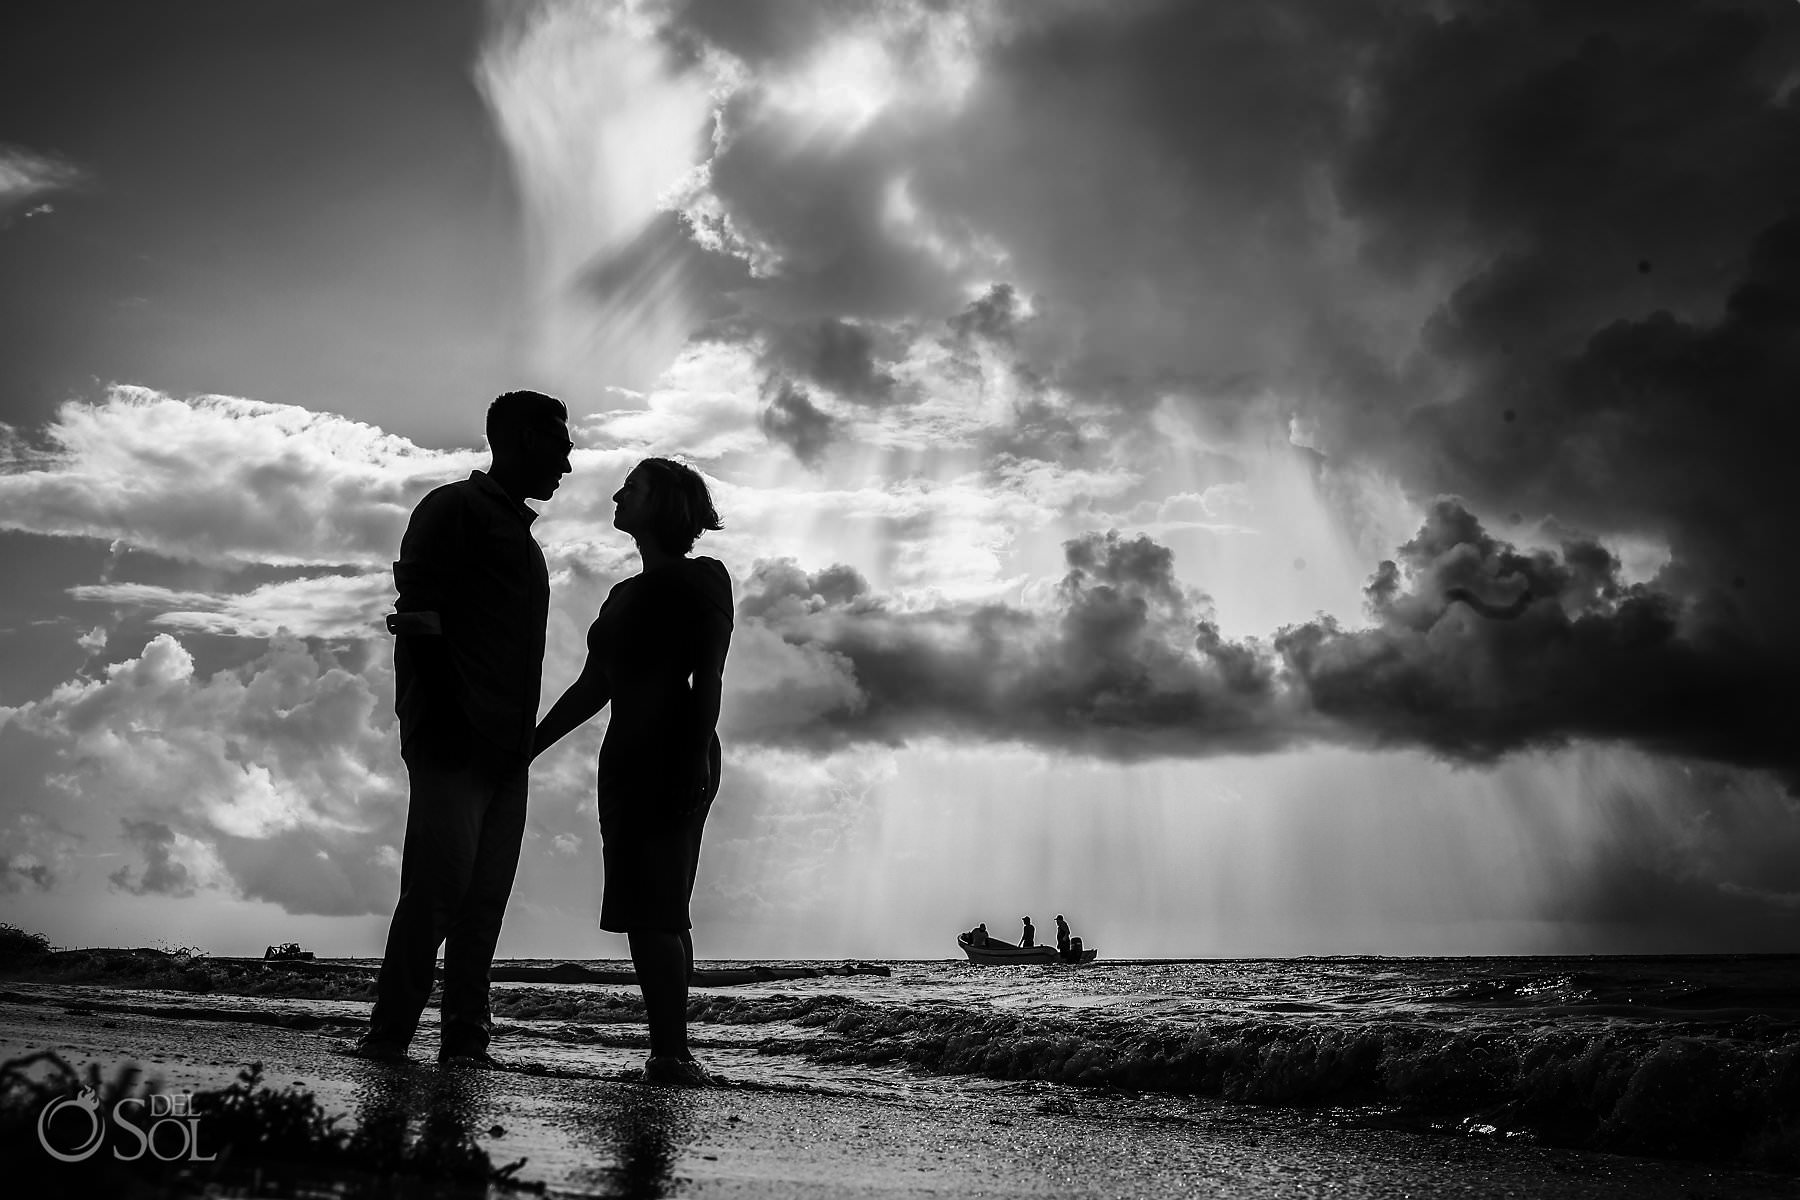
left=958, top=936, right=1096, bottom=965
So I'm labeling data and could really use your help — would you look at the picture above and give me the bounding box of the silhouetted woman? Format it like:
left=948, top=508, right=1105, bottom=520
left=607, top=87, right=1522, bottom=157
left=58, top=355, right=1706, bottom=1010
left=533, top=458, right=731, bottom=1086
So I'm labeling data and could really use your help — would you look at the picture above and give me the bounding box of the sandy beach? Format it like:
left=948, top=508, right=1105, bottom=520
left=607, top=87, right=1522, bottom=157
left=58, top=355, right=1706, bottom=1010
left=4, top=974, right=1797, bottom=1199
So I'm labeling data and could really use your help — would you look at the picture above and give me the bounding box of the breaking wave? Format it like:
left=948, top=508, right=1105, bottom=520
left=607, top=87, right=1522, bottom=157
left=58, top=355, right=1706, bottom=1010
left=674, top=990, right=1800, bottom=1168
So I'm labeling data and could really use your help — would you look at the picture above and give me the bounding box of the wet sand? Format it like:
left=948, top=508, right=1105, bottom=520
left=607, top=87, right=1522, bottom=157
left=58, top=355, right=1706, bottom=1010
left=3, top=985, right=1795, bottom=1198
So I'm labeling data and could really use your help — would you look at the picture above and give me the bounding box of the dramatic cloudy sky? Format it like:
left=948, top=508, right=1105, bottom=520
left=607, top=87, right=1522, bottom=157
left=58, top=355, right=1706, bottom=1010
left=2, top=0, right=1797, bottom=958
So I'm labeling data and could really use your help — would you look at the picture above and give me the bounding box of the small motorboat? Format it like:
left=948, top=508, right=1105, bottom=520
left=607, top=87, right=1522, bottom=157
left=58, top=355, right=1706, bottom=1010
left=958, top=934, right=1096, bottom=965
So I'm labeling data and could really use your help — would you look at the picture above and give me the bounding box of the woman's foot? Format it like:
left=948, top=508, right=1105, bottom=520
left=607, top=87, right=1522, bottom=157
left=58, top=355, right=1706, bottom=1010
left=641, top=1055, right=717, bottom=1086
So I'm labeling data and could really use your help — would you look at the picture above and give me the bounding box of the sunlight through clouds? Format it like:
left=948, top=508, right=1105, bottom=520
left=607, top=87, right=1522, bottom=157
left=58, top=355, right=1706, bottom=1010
left=2, top=0, right=1796, bottom=959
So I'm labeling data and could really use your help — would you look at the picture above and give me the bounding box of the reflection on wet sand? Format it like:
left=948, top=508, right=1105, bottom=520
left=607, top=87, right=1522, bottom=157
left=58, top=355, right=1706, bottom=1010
left=570, top=1084, right=697, bottom=1198
left=343, top=1061, right=526, bottom=1189
left=343, top=1057, right=699, bottom=1197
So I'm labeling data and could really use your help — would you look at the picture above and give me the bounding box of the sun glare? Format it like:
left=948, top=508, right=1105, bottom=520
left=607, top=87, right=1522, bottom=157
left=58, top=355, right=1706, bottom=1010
left=769, top=36, right=899, bottom=133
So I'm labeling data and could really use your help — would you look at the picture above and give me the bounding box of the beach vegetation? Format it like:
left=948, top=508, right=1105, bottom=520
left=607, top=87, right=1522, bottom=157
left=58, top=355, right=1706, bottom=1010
left=0, top=923, right=52, bottom=967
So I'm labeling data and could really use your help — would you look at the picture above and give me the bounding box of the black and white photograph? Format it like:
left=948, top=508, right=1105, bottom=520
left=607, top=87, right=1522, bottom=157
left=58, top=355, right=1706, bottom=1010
left=1, top=1, right=1797, bottom=1195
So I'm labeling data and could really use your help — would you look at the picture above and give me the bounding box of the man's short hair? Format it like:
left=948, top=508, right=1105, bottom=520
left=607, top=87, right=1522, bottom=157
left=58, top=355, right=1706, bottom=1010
left=635, top=457, right=723, bottom=555
left=487, top=390, right=568, bottom=450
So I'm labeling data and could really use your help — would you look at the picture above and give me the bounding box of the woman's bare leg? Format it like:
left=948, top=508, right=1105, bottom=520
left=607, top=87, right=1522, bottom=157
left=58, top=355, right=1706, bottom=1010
left=628, top=929, right=689, bottom=1060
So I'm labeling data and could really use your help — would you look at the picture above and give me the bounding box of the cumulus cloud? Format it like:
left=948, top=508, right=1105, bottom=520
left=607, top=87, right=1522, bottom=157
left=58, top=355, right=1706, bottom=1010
left=2, top=633, right=409, bottom=916
left=0, top=386, right=470, bottom=568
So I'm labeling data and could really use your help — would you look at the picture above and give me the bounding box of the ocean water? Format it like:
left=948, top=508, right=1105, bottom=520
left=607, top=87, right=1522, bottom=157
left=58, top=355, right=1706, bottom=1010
left=468, top=953, right=1800, bottom=1168
left=9, top=952, right=1798, bottom=1174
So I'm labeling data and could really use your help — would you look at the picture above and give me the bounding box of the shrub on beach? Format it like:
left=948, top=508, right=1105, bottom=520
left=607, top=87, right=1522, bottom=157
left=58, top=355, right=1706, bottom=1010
left=0, top=924, right=52, bottom=967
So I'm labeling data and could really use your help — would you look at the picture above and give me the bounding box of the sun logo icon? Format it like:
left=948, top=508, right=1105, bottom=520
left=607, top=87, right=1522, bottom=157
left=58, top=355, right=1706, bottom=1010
left=37, top=1084, right=106, bottom=1162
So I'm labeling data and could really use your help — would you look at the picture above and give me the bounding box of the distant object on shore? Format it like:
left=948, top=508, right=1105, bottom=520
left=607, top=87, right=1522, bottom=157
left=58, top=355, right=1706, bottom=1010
left=263, top=942, right=315, bottom=961
left=958, top=934, right=1096, bottom=965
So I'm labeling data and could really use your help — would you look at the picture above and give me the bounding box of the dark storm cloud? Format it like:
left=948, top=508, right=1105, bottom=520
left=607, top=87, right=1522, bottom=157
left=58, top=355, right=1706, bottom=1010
left=944, top=285, right=1104, bottom=467
left=749, top=315, right=894, bottom=460
left=667, top=0, right=1800, bottom=785
left=899, top=0, right=1396, bottom=404
left=738, top=528, right=1299, bottom=759
left=947, top=283, right=1025, bottom=345
left=701, top=107, right=970, bottom=320
left=109, top=819, right=195, bottom=897
left=757, top=379, right=838, bottom=464
left=737, top=506, right=1797, bottom=785
left=1275, top=501, right=1793, bottom=784
left=1326, top=0, right=1800, bottom=646
left=660, top=0, right=1800, bottom=636
left=758, top=317, right=895, bottom=403
left=2, top=857, right=52, bottom=892
left=1391, top=208, right=1800, bottom=645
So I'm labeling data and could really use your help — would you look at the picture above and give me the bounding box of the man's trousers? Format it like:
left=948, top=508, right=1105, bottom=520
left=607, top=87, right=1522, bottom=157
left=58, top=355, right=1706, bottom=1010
left=366, top=742, right=528, bottom=1055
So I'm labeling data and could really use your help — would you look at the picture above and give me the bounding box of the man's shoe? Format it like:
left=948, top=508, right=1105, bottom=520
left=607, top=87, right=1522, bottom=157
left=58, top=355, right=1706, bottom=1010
left=439, top=1048, right=502, bottom=1069
left=641, top=1055, right=717, bottom=1087
left=341, top=1037, right=410, bottom=1063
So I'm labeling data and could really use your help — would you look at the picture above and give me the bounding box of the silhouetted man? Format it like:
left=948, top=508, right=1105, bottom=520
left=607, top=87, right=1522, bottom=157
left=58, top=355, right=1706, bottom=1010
left=354, top=390, right=572, bottom=1066
left=1020, top=916, right=1035, bottom=948
left=1055, top=914, right=1070, bottom=955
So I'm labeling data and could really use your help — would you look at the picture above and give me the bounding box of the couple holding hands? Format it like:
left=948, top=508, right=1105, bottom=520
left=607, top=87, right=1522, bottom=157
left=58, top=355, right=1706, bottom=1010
left=353, top=389, right=730, bottom=1087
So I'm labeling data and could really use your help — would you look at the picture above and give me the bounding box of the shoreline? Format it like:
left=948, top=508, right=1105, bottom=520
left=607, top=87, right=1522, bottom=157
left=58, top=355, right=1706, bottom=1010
left=3, top=941, right=1798, bottom=1195
left=6, top=982, right=1799, bottom=1199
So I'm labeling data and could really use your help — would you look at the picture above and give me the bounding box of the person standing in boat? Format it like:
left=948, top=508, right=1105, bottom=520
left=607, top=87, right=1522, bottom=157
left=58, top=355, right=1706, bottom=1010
left=1055, top=915, right=1071, bottom=955
left=1020, top=916, right=1035, bottom=948
left=533, top=457, right=732, bottom=1088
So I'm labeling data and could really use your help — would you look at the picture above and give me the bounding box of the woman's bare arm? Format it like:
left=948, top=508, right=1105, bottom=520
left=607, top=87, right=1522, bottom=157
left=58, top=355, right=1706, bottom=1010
left=533, top=658, right=610, bottom=759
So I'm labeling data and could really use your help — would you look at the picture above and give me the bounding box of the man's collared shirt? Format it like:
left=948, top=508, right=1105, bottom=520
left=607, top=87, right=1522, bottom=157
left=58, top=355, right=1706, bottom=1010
left=393, top=470, right=549, bottom=757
